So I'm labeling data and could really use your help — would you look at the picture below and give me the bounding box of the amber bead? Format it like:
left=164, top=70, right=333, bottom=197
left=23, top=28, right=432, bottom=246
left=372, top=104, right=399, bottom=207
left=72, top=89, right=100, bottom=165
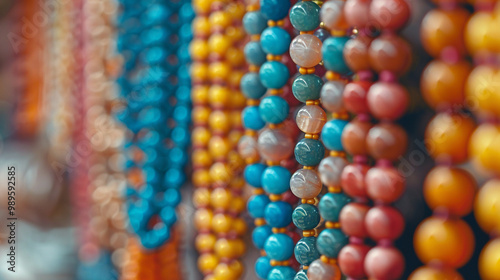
left=465, top=11, right=497, bottom=55
left=479, top=238, right=500, bottom=280
left=344, top=36, right=372, bottom=73
left=409, top=266, right=464, bottom=280
left=469, top=124, right=500, bottom=175
left=474, top=180, right=500, bottom=235
left=368, top=34, right=411, bottom=75
left=366, top=123, right=407, bottom=161
left=465, top=65, right=500, bottom=119
left=341, top=119, right=372, bottom=156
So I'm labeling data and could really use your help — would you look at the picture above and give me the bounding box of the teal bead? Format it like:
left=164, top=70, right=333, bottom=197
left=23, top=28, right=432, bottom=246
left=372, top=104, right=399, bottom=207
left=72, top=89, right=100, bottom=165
left=245, top=41, right=267, bottom=66
left=256, top=256, right=273, bottom=279
left=289, top=1, right=321, bottom=32
left=241, top=72, right=267, bottom=99
left=292, top=74, right=323, bottom=103
left=259, top=96, right=289, bottom=124
left=292, top=204, right=320, bottom=230
left=253, top=225, right=273, bottom=250
left=261, top=27, right=291, bottom=55
left=243, top=11, right=267, bottom=35
left=318, top=193, right=350, bottom=222
left=321, top=119, right=349, bottom=151
left=264, top=233, right=295, bottom=261
left=322, top=36, right=351, bottom=74
left=262, top=166, right=291, bottom=195
left=294, top=270, right=308, bottom=280
left=316, top=228, right=348, bottom=258
left=265, top=201, right=293, bottom=228
left=294, top=237, right=320, bottom=266
left=260, top=0, right=290, bottom=21
left=259, top=61, right=290, bottom=89
left=243, top=106, right=266, bottom=130
left=268, top=266, right=297, bottom=280
left=294, top=138, right=325, bottom=167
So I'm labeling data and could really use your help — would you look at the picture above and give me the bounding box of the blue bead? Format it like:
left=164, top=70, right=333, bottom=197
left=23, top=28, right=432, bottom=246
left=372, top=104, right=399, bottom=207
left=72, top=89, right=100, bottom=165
left=292, top=74, right=323, bottom=103
left=261, top=27, right=291, bottom=55
left=289, top=1, right=320, bottom=31
left=294, top=237, right=320, bottom=266
left=244, top=163, right=267, bottom=188
left=259, top=96, right=289, bottom=124
left=255, top=256, right=273, bottom=279
left=244, top=41, right=267, bottom=66
left=292, top=204, right=320, bottom=230
left=248, top=194, right=271, bottom=218
left=252, top=225, right=273, bottom=249
left=321, top=119, right=348, bottom=151
left=264, top=233, right=295, bottom=261
left=259, top=61, right=289, bottom=89
left=268, top=266, right=297, bottom=280
left=243, top=106, right=266, bottom=130
left=241, top=72, right=267, bottom=99
left=314, top=28, right=330, bottom=42
left=318, top=193, right=350, bottom=222
left=262, top=166, right=291, bottom=195
left=163, top=189, right=181, bottom=207
left=159, top=205, right=177, bottom=226
left=164, top=168, right=185, bottom=188
left=294, top=270, right=308, bottom=280
left=179, top=3, right=195, bottom=22
left=294, top=138, right=325, bottom=166
left=316, top=228, right=348, bottom=258
left=243, top=11, right=268, bottom=35
left=141, top=4, right=171, bottom=26
left=322, top=36, right=351, bottom=74
left=264, top=201, right=292, bottom=228
left=260, top=0, right=290, bottom=21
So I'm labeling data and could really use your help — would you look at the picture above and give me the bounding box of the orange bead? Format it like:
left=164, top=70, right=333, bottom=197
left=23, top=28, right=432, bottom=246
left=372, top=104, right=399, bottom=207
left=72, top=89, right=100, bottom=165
left=421, top=8, right=470, bottom=58
left=414, top=217, right=475, bottom=268
left=474, top=180, right=500, bottom=235
left=425, top=112, right=475, bottom=164
left=423, top=166, right=476, bottom=217
left=469, top=124, right=500, bottom=175
left=479, top=238, right=500, bottom=280
left=193, top=188, right=212, bottom=208
left=421, top=60, right=471, bottom=110
left=465, top=11, right=495, bottom=55
left=465, top=65, right=500, bottom=120
left=409, top=266, right=463, bottom=280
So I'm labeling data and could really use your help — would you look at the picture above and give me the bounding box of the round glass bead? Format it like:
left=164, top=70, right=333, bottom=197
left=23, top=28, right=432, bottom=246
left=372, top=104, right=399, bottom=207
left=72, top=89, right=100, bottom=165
left=367, top=82, right=409, bottom=121
left=294, top=270, right=308, bottom=280
left=292, top=203, right=320, bottom=230
left=265, top=201, right=293, bottom=228
left=409, top=266, right=464, bottom=280
left=258, top=128, right=294, bottom=162
left=321, top=119, right=348, bottom=151
left=314, top=28, right=330, bottom=42
left=260, top=61, right=290, bottom=89
left=255, top=256, right=273, bottom=279
left=244, top=163, right=267, bottom=188
left=241, top=72, right=267, bottom=99
left=320, top=0, right=345, bottom=31
left=318, top=156, right=347, bottom=188
left=292, top=74, right=324, bottom=103
left=296, top=105, right=327, bottom=134
left=474, top=180, right=500, bottom=234
left=307, top=260, right=342, bottom=280
left=365, top=246, right=405, bottom=280
left=321, top=80, right=345, bottom=113
left=294, top=138, right=325, bottom=166
left=259, top=96, right=290, bottom=124
left=248, top=194, right=271, bottom=218
left=290, top=34, right=323, bottom=68
left=366, top=205, right=405, bottom=241
left=341, top=119, right=372, bottom=156
left=479, top=239, right=500, bottom=280
left=290, top=168, right=322, bottom=199
left=238, top=135, right=259, bottom=160
left=262, top=166, right=292, bottom=195
left=290, top=1, right=321, bottom=31
left=295, top=237, right=320, bottom=266
left=264, top=233, right=295, bottom=261
left=268, top=266, right=297, bottom=280
left=244, top=41, right=267, bottom=66
left=253, top=225, right=273, bottom=249
left=366, top=166, right=405, bottom=204
left=339, top=202, right=369, bottom=237
left=318, top=192, right=350, bottom=222
left=243, top=11, right=267, bottom=35
left=338, top=243, right=370, bottom=279
left=344, top=35, right=372, bottom=72
left=322, top=36, right=351, bottom=74
left=369, top=34, right=411, bottom=74
left=317, top=228, right=348, bottom=258
left=243, top=106, right=266, bottom=130
left=370, top=0, right=410, bottom=31
left=261, top=27, right=292, bottom=55
left=260, top=0, right=290, bottom=21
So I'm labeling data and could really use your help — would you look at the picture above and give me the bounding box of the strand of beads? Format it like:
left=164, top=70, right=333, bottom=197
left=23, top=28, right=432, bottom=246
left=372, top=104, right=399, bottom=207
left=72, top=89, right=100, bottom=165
left=410, top=1, right=476, bottom=279
left=466, top=2, right=500, bottom=279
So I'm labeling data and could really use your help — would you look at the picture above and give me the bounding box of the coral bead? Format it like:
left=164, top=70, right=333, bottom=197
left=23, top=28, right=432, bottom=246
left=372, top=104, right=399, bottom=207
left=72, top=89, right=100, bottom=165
left=341, top=119, right=372, bottom=156
left=364, top=246, right=405, bottom=280
left=344, top=35, right=372, bottom=72
left=307, top=260, right=342, bottom=280
left=365, top=206, right=405, bottom=241
left=366, top=166, right=405, bottom=203
left=369, top=34, right=411, bottom=74
left=425, top=113, right=475, bottom=164
left=474, top=180, right=500, bottom=235
left=290, top=34, right=323, bottom=68
left=408, top=266, right=464, bottom=280
left=479, top=238, right=500, bottom=280
left=296, top=105, right=327, bottom=134
left=343, top=0, right=370, bottom=28
left=414, top=217, right=475, bottom=268
left=339, top=202, right=370, bottom=238
left=367, top=123, right=407, bottom=161
left=341, top=163, right=369, bottom=198
left=342, top=81, right=371, bottom=115
left=338, top=244, right=370, bottom=279
left=367, top=82, right=409, bottom=121
left=370, top=0, right=410, bottom=31
left=423, top=166, right=476, bottom=217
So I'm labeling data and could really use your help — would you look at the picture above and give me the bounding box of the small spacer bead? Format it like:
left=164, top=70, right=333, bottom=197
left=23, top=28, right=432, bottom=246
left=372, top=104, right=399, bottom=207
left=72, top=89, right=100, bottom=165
left=269, top=88, right=283, bottom=95
left=249, top=65, right=259, bottom=72
left=251, top=34, right=260, bottom=41
left=329, top=151, right=346, bottom=158
left=303, top=166, right=314, bottom=170
left=331, top=29, right=346, bottom=37
left=301, top=198, right=316, bottom=204
left=271, top=260, right=290, bottom=266
left=269, top=194, right=282, bottom=201
left=269, top=123, right=284, bottom=129
left=332, top=112, right=349, bottom=120
left=299, top=31, right=314, bottom=35
left=266, top=160, right=280, bottom=166
left=325, top=71, right=340, bottom=81
left=299, top=68, right=308, bottom=75
left=351, top=28, right=359, bottom=35
left=303, top=265, right=309, bottom=270
left=328, top=186, right=342, bottom=193
left=247, top=99, right=259, bottom=106
left=303, top=229, right=316, bottom=237
left=325, top=221, right=341, bottom=229
left=253, top=188, right=265, bottom=195
left=319, top=22, right=325, bottom=28
left=261, top=250, right=266, bottom=256
left=276, top=20, right=285, bottom=26
left=305, top=133, right=320, bottom=140
left=306, top=67, right=315, bottom=74
left=320, top=255, right=337, bottom=265
left=246, top=157, right=259, bottom=165
left=245, top=129, right=257, bottom=136
left=313, top=0, right=323, bottom=6
left=268, top=20, right=276, bottom=27
left=272, top=227, right=287, bottom=234
left=305, top=100, right=319, bottom=105
left=255, top=218, right=266, bottom=226
left=247, top=4, right=259, bottom=12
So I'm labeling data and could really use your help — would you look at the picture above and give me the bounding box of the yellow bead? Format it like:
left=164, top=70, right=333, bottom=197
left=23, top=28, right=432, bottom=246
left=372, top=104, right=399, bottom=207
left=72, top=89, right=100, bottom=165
left=229, top=90, right=246, bottom=109
left=193, top=106, right=211, bottom=125
left=212, top=214, right=233, bottom=234
left=230, top=198, right=246, bottom=216
left=469, top=124, right=500, bottom=175
left=226, top=26, right=245, bottom=42
left=208, top=85, right=231, bottom=108
left=213, top=262, right=237, bottom=280
left=208, top=34, right=232, bottom=55
left=408, top=266, right=463, bottom=280
left=192, top=127, right=211, bottom=147
left=474, top=180, right=500, bottom=234
left=211, top=187, right=232, bottom=210
left=190, top=39, right=210, bottom=61
left=193, top=149, right=213, bottom=168
left=193, top=17, right=211, bottom=37
left=196, top=233, right=217, bottom=252
left=193, top=0, right=212, bottom=14
left=227, top=150, right=245, bottom=172
left=209, top=137, right=231, bottom=159
left=209, top=62, right=231, bottom=81
left=232, top=217, right=247, bottom=236
left=214, top=238, right=235, bottom=258
left=198, top=253, right=219, bottom=274
left=226, top=48, right=245, bottom=67
left=230, top=111, right=242, bottom=128
left=229, top=130, right=243, bottom=149
left=230, top=176, right=245, bottom=190
left=193, top=187, right=212, bottom=208
left=192, top=86, right=210, bottom=105
left=232, top=239, right=246, bottom=258
left=228, top=260, right=244, bottom=278
left=209, top=11, right=232, bottom=28
left=209, top=111, right=232, bottom=133
left=209, top=162, right=232, bottom=184
left=465, top=12, right=494, bottom=55
left=466, top=65, right=500, bottom=119
left=226, top=3, right=245, bottom=20
left=193, top=169, right=212, bottom=187
left=479, top=238, right=500, bottom=280
left=194, top=208, right=213, bottom=230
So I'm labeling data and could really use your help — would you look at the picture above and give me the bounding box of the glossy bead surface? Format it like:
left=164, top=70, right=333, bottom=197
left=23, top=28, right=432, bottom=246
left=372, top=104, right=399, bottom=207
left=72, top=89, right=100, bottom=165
left=289, top=1, right=321, bottom=31
left=319, top=192, right=350, bottom=222
left=339, top=202, right=369, bottom=238
left=344, top=35, right=372, bottom=72
left=366, top=166, right=405, bottom=203
left=317, top=228, right=348, bottom=258
left=474, top=180, right=500, bottom=234
left=243, top=106, right=266, bottom=130
left=241, top=72, right=267, bottom=99
left=469, top=124, right=500, bottom=174
left=262, top=166, right=291, bottom=195
left=365, top=206, right=404, bottom=241
left=318, top=156, right=347, bottom=188
left=243, top=11, right=268, bottom=35
left=408, top=266, right=464, bottom=280
left=248, top=194, right=271, bottom=218
left=367, top=82, right=409, bottom=121
left=294, top=138, right=325, bottom=167
left=260, top=0, right=290, bottom=21
left=292, top=204, right=320, bottom=230
left=259, top=96, right=290, bottom=124
left=320, top=0, right=346, bottom=31
left=253, top=225, right=273, bottom=249
left=367, top=123, right=407, bottom=161
left=322, top=37, right=351, bottom=74
left=265, top=201, right=293, bottom=228
left=290, top=168, right=322, bottom=199
left=261, top=27, right=292, bottom=55
left=255, top=256, right=273, bottom=279
left=268, top=266, right=297, bottom=280
left=258, top=128, right=294, bottom=162
left=290, top=34, right=323, bottom=68
left=342, top=81, right=371, bottom=115
left=479, top=238, right=500, bottom=280
left=465, top=65, right=500, bottom=119
left=369, top=34, right=411, bottom=74
left=341, top=119, right=372, bottom=156
left=238, top=135, right=259, bottom=160
left=244, top=41, right=267, bottom=66
left=296, top=105, right=327, bottom=134
left=260, top=61, right=290, bottom=89
left=343, top=0, right=370, bottom=28
left=244, top=163, right=267, bottom=188
left=364, top=246, right=405, bottom=280
left=264, top=233, right=295, bottom=261
left=338, top=244, right=370, bottom=279
left=341, top=163, right=369, bottom=198
left=370, top=0, right=410, bottom=30
left=307, top=259, right=342, bottom=280
left=294, top=237, right=320, bottom=266
left=320, top=80, right=345, bottom=113
left=292, top=74, right=324, bottom=103
left=321, top=119, right=348, bottom=151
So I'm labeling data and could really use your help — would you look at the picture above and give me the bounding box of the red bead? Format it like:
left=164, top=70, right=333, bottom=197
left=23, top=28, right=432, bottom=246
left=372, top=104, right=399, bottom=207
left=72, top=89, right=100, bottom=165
left=344, top=0, right=371, bottom=28
left=341, top=163, right=370, bottom=198
left=370, top=0, right=410, bottom=31
left=340, top=202, right=370, bottom=238
left=366, top=166, right=405, bottom=203
left=364, top=246, right=405, bottom=280
left=343, top=81, right=372, bottom=115
left=344, top=36, right=372, bottom=73
left=365, top=206, right=405, bottom=241
left=367, top=123, right=408, bottom=161
left=367, top=82, right=409, bottom=121
left=341, top=119, right=372, bottom=156
left=338, top=244, right=370, bottom=279
left=369, top=34, right=411, bottom=75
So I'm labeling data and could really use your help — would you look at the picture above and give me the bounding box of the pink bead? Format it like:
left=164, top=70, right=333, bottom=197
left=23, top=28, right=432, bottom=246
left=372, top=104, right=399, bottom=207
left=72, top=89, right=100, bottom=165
left=367, top=82, right=409, bottom=121
left=237, top=135, right=259, bottom=160
left=340, top=202, right=370, bottom=238
left=290, top=34, right=323, bottom=68
left=366, top=166, right=405, bottom=203
left=257, top=127, right=294, bottom=162
left=341, top=163, right=369, bottom=198
left=321, top=1, right=345, bottom=30
left=343, top=81, right=372, bottom=115
left=338, top=244, right=370, bottom=279
left=364, top=246, right=405, bottom=280
left=296, top=105, right=327, bottom=134
left=344, top=36, right=372, bottom=73
left=321, top=80, right=346, bottom=113
left=369, top=0, right=410, bottom=31
left=365, top=206, right=404, bottom=241
left=290, top=168, right=323, bottom=199
left=344, top=0, right=371, bottom=28
left=307, top=259, right=343, bottom=280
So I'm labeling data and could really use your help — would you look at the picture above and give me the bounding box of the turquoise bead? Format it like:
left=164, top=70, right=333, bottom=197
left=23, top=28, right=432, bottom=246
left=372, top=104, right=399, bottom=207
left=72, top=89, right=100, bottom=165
left=292, top=74, right=324, bottom=103
left=321, top=119, right=349, bottom=151
left=241, top=72, right=267, bottom=99
left=253, top=225, right=273, bottom=249
left=262, top=166, right=291, bottom=195
left=294, top=237, right=320, bottom=266
left=322, top=37, right=351, bottom=74
left=265, top=201, right=293, bottom=228
left=243, top=11, right=268, bottom=35
left=248, top=194, right=271, bottom=218
left=261, top=27, right=291, bottom=55
left=289, top=1, right=320, bottom=32
left=292, top=204, right=320, bottom=230
left=244, top=163, right=267, bottom=188
left=244, top=41, right=267, bottom=66
left=316, top=228, right=348, bottom=258
left=259, top=96, right=289, bottom=124
left=268, top=266, right=297, bottom=280
left=260, top=0, right=290, bottom=21
left=318, top=193, right=350, bottom=222
left=259, top=61, right=289, bottom=89
left=294, top=270, right=308, bottom=280
left=264, top=233, right=295, bottom=261
left=256, top=256, right=273, bottom=279
left=294, top=138, right=325, bottom=167
left=243, top=106, right=266, bottom=130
